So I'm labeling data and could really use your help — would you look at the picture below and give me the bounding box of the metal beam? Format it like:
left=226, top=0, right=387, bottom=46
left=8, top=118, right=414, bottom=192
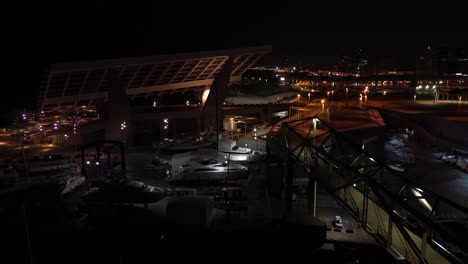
left=126, top=65, right=142, bottom=88
left=126, top=79, right=214, bottom=95
left=74, top=71, right=90, bottom=106
left=207, top=57, right=229, bottom=79
left=155, top=62, right=173, bottom=84
left=169, top=61, right=189, bottom=83
left=49, top=46, right=272, bottom=73
left=58, top=72, right=71, bottom=109
left=88, top=69, right=108, bottom=106
left=183, top=59, right=204, bottom=82
left=41, top=73, right=52, bottom=111
left=44, top=92, right=108, bottom=106
left=197, top=58, right=219, bottom=80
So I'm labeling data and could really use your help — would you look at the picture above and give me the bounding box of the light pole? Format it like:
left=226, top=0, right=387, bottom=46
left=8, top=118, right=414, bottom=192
left=413, top=94, right=417, bottom=102
left=120, top=121, right=127, bottom=142
left=253, top=128, right=258, bottom=150
left=312, top=118, right=318, bottom=145
left=321, top=99, right=325, bottom=112
left=162, top=118, right=169, bottom=141
left=244, top=123, right=246, bottom=147
left=297, top=94, right=301, bottom=107
left=345, top=88, right=348, bottom=105
left=459, top=96, right=462, bottom=110
left=308, top=92, right=311, bottom=102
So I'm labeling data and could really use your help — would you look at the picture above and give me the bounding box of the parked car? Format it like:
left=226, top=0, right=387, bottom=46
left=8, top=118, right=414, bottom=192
left=334, top=216, right=343, bottom=228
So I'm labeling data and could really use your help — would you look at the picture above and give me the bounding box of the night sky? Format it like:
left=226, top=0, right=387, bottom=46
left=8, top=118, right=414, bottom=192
left=2, top=2, right=467, bottom=111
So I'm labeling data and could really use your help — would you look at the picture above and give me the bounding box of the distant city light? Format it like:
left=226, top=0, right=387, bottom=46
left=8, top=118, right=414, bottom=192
left=186, top=100, right=190, bottom=106
left=280, top=77, right=285, bottom=81
left=153, top=101, right=157, bottom=107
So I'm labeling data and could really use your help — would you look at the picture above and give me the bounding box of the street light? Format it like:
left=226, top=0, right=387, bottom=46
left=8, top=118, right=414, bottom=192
left=459, top=96, right=462, bottom=110
left=321, top=99, right=325, bottom=112
left=413, top=94, right=417, bottom=102
left=312, top=118, right=319, bottom=145
left=308, top=92, right=311, bottom=102
left=345, top=88, right=348, bottom=105
left=120, top=121, right=127, bottom=141
left=253, top=128, right=258, bottom=150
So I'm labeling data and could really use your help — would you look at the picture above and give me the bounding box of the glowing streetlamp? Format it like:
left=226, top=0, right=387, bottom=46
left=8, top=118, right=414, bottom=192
left=383, top=90, right=387, bottom=96
left=327, top=91, right=330, bottom=100
left=459, top=96, right=462, bottom=110
left=253, top=128, right=258, bottom=150
left=345, top=88, right=349, bottom=105
left=153, top=101, right=157, bottom=107
left=321, top=99, right=325, bottom=112
left=120, top=121, right=127, bottom=141
left=413, top=94, right=417, bottom=102
left=308, top=92, right=311, bottom=101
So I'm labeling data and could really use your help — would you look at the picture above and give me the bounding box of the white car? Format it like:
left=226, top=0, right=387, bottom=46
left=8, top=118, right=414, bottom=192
left=334, top=216, right=343, bottom=228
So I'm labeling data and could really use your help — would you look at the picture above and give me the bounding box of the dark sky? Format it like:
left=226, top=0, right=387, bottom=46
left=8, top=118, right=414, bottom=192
left=2, top=1, right=467, bottom=110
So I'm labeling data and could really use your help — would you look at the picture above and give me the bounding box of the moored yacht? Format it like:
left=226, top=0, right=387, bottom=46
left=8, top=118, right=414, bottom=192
left=171, top=157, right=248, bottom=182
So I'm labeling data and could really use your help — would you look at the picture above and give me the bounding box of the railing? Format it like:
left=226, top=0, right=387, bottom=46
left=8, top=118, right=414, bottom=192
left=267, top=114, right=467, bottom=264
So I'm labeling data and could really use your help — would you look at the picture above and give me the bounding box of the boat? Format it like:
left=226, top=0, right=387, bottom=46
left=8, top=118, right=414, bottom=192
left=143, top=156, right=171, bottom=177
left=388, top=164, right=405, bottom=172
left=218, top=138, right=266, bottom=162
left=154, top=137, right=214, bottom=154
left=27, top=153, right=77, bottom=174
left=171, top=157, right=248, bottom=182
left=58, top=175, right=86, bottom=196
left=82, top=177, right=169, bottom=204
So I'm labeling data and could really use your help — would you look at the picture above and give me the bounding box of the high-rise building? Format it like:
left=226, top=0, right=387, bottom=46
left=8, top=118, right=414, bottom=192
left=338, top=49, right=367, bottom=75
